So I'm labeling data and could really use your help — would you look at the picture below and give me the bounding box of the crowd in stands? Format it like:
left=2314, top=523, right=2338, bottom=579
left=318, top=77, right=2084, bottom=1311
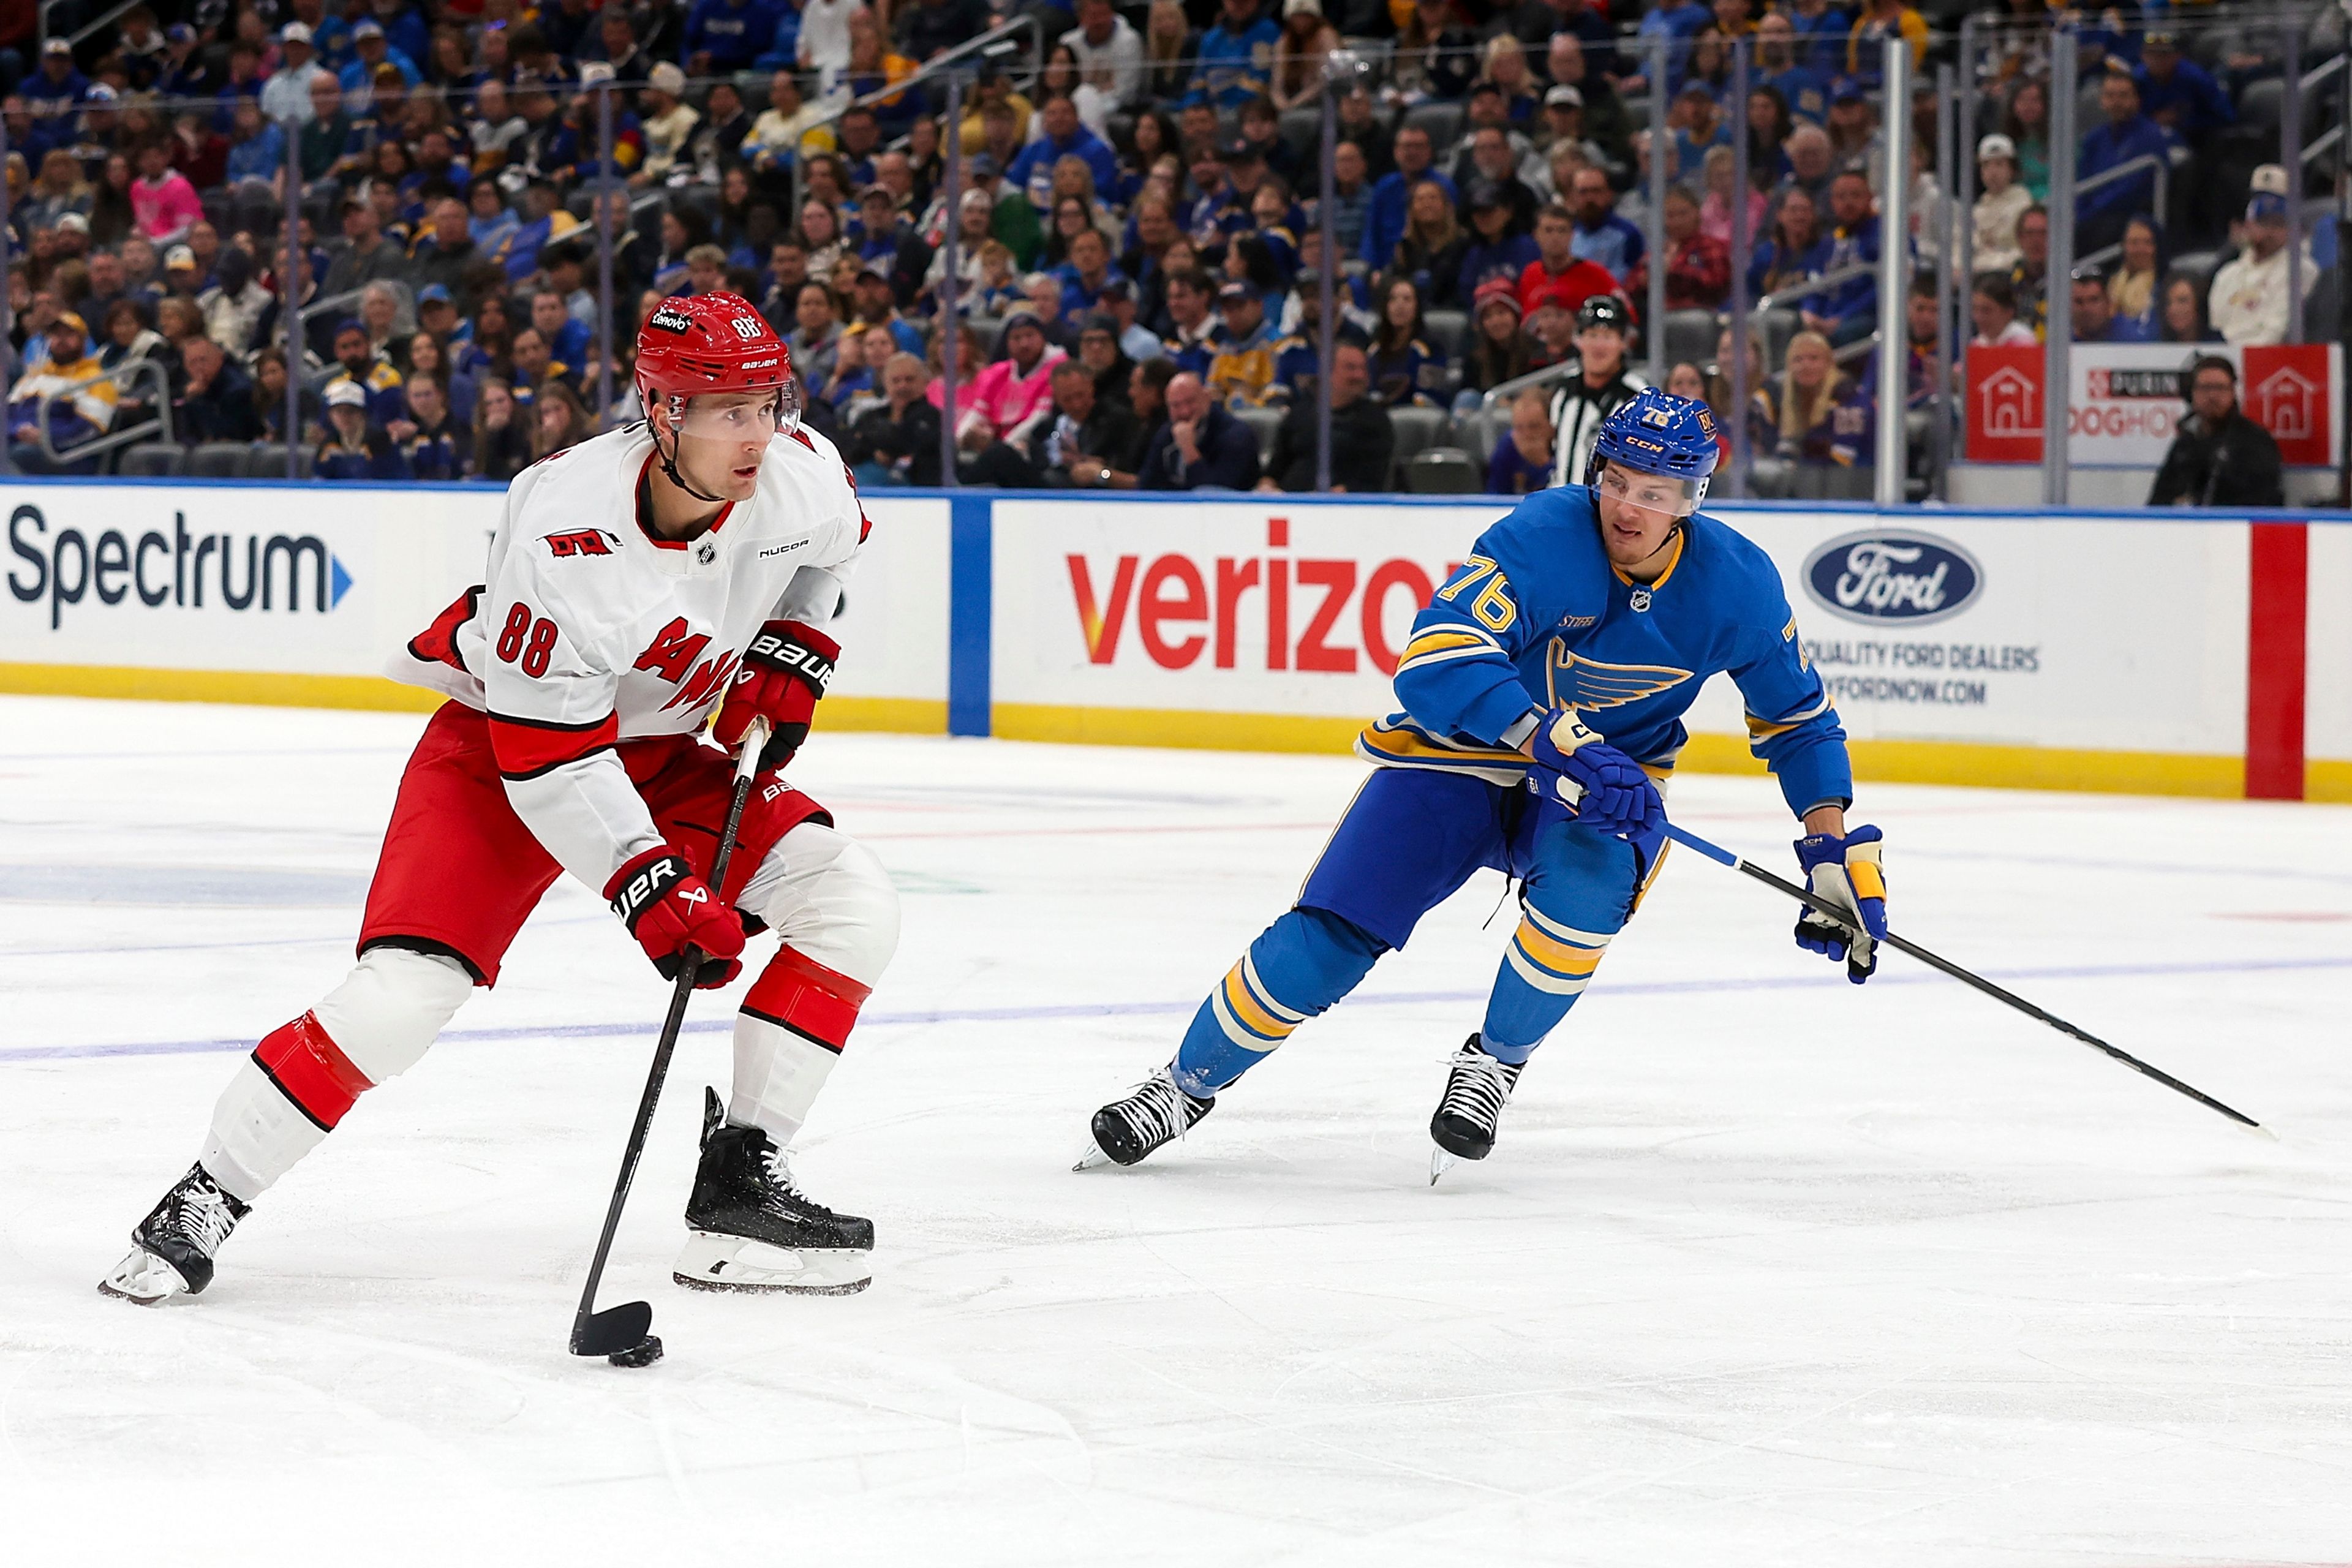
left=1, top=0, right=2341, bottom=496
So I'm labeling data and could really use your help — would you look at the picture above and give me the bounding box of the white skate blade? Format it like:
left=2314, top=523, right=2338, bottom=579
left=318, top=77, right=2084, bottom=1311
left=672, top=1231, right=870, bottom=1295
left=1429, top=1147, right=1459, bottom=1186
left=97, top=1247, right=192, bottom=1305
left=1072, top=1137, right=1114, bottom=1172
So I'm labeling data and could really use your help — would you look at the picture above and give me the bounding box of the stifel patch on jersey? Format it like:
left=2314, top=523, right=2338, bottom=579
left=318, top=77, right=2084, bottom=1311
left=546, top=529, right=620, bottom=558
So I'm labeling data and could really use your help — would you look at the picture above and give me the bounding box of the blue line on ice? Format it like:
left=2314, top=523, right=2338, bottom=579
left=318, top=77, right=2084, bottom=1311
left=7, top=953, right=2346, bottom=1066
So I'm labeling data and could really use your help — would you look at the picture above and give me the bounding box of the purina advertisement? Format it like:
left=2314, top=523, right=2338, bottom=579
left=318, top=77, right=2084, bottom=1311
left=989, top=499, right=2254, bottom=765
left=1965, top=342, right=2341, bottom=467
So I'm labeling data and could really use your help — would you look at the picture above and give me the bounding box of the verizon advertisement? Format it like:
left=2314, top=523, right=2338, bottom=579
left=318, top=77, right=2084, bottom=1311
left=0, top=484, right=952, bottom=709
left=1966, top=342, right=2340, bottom=467
left=991, top=499, right=2252, bottom=761
left=992, top=499, right=1499, bottom=718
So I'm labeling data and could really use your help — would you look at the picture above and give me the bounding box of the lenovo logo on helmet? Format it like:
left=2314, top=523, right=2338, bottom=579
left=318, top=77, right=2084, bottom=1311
left=648, top=307, right=694, bottom=333
left=1802, top=530, right=1983, bottom=626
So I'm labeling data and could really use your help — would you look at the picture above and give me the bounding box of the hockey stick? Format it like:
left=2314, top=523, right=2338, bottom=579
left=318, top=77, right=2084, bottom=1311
left=570, top=717, right=771, bottom=1367
left=1659, top=822, right=2272, bottom=1137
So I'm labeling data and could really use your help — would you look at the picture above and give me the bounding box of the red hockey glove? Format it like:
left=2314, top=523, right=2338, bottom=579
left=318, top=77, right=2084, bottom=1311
left=605, top=844, right=746, bottom=988
left=712, top=620, right=838, bottom=774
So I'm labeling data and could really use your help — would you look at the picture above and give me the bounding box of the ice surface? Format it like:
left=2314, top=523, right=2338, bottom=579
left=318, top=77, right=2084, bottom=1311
left=3, top=695, right=2350, bottom=1567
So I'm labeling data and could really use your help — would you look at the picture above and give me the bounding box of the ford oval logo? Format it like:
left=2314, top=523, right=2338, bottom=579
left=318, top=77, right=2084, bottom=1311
left=1801, top=530, right=1983, bottom=627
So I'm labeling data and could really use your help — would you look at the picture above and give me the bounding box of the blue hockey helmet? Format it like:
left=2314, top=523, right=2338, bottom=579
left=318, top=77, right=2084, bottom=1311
left=1585, top=386, right=1721, bottom=512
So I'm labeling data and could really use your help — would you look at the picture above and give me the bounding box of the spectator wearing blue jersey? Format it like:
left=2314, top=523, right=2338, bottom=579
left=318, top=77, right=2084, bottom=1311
left=2077, top=65, right=2176, bottom=255
left=388, top=374, right=470, bottom=481
left=1747, top=184, right=1830, bottom=300
left=1009, top=94, right=1121, bottom=212
left=1803, top=168, right=1879, bottom=345
left=1755, top=12, right=1830, bottom=125
left=21, top=39, right=91, bottom=160
left=220, top=99, right=287, bottom=235
left=1188, top=0, right=1281, bottom=109
left=1486, top=387, right=1556, bottom=494
left=337, top=22, right=420, bottom=102
left=684, top=0, right=782, bottom=75
left=1789, top=0, right=1855, bottom=77
left=1362, top=124, right=1455, bottom=272
left=317, top=379, right=409, bottom=481
left=1567, top=167, right=1645, bottom=289
left=1458, top=182, right=1541, bottom=310
left=1055, top=228, right=1129, bottom=318
left=1626, top=0, right=1715, bottom=94
left=2135, top=32, right=2234, bottom=147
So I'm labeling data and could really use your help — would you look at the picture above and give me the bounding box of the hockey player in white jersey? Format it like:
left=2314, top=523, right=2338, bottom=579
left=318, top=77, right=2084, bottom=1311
left=101, top=292, right=902, bottom=1304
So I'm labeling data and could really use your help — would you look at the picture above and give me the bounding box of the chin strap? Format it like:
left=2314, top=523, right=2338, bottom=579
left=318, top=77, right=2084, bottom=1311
left=653, top=398, right=730, bottom=505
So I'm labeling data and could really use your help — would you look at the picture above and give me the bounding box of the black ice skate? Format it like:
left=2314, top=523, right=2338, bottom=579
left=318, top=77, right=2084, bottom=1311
left=1074, top=1067, right=1215, bottom=1169
left=1428, top=1035, right=1526, bottom=1185
left=98, top=1163, right=251, bottom=1305
left=673, top=1089, right=873, bottom=1295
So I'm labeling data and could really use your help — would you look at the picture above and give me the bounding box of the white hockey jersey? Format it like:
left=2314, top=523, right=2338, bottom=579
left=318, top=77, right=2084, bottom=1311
left=391, top=421, right=868, bottom=895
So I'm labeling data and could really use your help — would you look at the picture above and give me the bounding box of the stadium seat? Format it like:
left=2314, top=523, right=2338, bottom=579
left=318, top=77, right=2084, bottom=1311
left=117, top=443, right=186, bottom=477
left=1235, top=405, right=1285, bottom=465
left=1662, top=309, right=1717, bottom=371
left=2170, top=249, right=2223, bottom=295
left=2238, top=78, right=2285, bottom=139
left=188, top=443, right=253, bottom=478
left=1744, top=456, right=1796, bottom=499
left=1278, top=107, right=1321, bottom=162
left=1403, top=101, right=1463, bottom=151
left=1453, top=409, right=1502, bottom=464
left=1795, top=464, right=1875, bottom=502
left=1384, top=404, right=1450, bottom=482
left=244, top=444, right=314, bottom=479
left=967, top=315, right=1005, bottom=360
left=1402, top=448, right=1482, bottom=494
left=2192, top=29, right=2239, bottom=72
left=1422, top=308, right=1469, bottom=360
left=1760, top=308, right=1800, bottom=372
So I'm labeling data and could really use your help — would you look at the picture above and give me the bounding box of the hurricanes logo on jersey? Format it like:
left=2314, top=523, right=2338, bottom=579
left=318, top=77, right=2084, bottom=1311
left=1547, top=646, right=1694, bottom=712
left=635, top=616, right=742, bottom=713
left=545, top=529, right=619, bottom=557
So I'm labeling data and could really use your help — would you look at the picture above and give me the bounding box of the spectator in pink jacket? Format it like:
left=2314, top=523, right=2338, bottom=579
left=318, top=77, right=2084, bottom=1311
left=130, top=140, right=203, bottom=245
left=965, top=312, right=1067, bottom=450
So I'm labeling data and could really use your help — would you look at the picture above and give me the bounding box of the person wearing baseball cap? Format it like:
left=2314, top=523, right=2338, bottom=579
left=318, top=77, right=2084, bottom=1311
left=2135, top=29, right=2234, bottom=145
left=1460, top=179, right=1539, bottom=307
left=7, top=307, right=118, bottom=475
left=1207, top=280, right=1281, bottom=410
left=317, top=377, right=410, bottom=482
left=2206, top=190, right=2307, bottom=347
left=1970, top=132, right=2031, bottom=273
left=262, top=20, right=333, bottom=125
left=338, top=17, right=421, bottom=102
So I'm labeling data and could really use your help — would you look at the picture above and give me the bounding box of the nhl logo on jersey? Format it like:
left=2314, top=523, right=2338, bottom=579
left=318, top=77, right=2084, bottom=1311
left=1628, top=587, right=1652, bottom=612
left=696, top=540, right=718, bottom=565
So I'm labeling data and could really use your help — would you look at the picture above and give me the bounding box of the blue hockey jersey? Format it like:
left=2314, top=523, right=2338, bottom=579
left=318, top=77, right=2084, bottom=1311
left=1358, top=484, right=1852, bottom=818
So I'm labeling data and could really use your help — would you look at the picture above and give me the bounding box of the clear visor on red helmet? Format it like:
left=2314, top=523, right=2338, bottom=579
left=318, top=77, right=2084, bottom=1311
left=666, top=378, right=802, bottom=440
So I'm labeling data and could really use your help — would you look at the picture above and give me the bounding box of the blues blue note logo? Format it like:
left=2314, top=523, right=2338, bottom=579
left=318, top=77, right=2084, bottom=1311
left=1802, top=530, right=1983, bottom=627
left=1547, top=647, right=1694, bottom=711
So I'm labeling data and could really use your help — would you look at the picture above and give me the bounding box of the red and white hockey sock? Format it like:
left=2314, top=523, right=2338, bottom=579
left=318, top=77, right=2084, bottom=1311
left=198, top=949, right=472, bottom=1202
left=729, top=945, right=872, bottom=1144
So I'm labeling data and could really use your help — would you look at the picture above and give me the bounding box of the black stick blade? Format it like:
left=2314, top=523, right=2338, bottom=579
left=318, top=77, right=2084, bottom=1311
left=571, top=1299, right=652, bottom=1357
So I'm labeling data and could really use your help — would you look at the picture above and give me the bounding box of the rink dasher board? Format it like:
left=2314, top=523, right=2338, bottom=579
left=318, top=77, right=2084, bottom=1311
left=0, top=481, right=952, bottom=733
left=1, top=479, right=2343, bottom=802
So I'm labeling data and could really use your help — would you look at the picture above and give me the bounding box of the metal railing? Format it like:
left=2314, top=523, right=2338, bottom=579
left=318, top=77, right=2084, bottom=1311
left=28, top=358, right=175, bottom=469
left=1756, top=260, right=1877, bottom=317
left=790, top=15, right=1046, bottom=209
left=40, top=0, right=146, bottom=50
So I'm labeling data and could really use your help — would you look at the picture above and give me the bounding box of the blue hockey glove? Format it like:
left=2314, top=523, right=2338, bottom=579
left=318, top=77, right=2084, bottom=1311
left=1528, top=710, right=1663, bottom=841
left=1793, top=825, right=1888, bottom=984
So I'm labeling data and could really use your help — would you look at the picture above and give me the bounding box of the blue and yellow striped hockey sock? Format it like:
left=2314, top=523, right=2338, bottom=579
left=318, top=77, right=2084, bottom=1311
left=1480, top=904, right=1618, bottom=1065
left=1170, top=908, right=1385, bottom=1098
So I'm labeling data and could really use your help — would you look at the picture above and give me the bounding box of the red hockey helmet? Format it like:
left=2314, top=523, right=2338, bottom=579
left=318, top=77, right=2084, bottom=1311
left=633, top=291, right=798, bottom=430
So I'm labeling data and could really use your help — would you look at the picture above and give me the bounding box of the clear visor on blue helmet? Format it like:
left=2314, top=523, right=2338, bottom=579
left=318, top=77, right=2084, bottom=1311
left=1593, top=456, right=1706, bottom=518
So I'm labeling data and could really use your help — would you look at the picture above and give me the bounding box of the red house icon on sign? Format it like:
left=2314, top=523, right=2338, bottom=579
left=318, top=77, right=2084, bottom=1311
left=1966, top=345, right=2046, bottom=461
left=1979, top=366, right=2039, bottom=436
left=2241, top=344, right=2334, bottom=466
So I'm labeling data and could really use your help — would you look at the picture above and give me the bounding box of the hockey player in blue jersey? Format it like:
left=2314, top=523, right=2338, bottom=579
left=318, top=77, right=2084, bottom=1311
left=1078, top=388, right=1889, bottom=1179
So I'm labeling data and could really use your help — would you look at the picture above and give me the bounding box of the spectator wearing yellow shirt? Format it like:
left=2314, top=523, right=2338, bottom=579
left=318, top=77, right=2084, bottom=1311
left=7, top=312, right=118, bottom=474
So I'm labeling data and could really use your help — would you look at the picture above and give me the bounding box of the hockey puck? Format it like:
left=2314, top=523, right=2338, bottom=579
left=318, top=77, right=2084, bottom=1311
left=608, top=1336, right=663, bottom=1368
